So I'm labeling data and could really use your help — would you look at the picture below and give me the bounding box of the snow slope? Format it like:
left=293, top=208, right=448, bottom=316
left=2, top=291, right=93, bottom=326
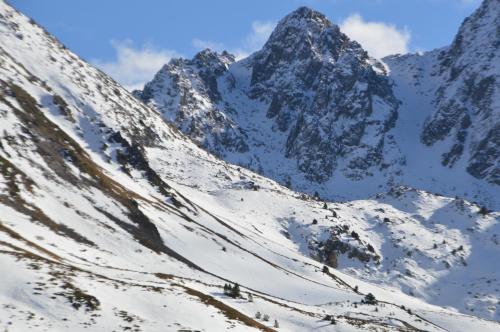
left=383, top=0, right=500, bottom=209
left=0, top=1, right=499, bottom=331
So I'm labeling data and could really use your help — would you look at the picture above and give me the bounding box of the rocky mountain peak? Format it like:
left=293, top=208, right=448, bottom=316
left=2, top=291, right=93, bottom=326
left=417, top=0, right=500, bottom=185
left=445, top=0, right=499, bottom=66
left=139, top=6, right=400, bottom=185
left=251, top=6, right=354, bottom=84
left=141, top=49, right=234, bottom=105
left=192, top=49, right=235, bottom=73
left=271, top=6, right=333, bottom=33
left=137, top=47, right=248, bottom=156
left=236, top=8, right=400, bottom=182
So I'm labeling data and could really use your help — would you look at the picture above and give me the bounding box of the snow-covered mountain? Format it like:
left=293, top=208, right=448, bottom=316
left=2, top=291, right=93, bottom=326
left=385, top=0, right=500, bottom=189
left=137, top=7, right=406, bottom=199
left=136, top=49, right=249, bottom=156
left=0, top=1, right=499, bottom=331
left=137, top=2, right=499, bottom=209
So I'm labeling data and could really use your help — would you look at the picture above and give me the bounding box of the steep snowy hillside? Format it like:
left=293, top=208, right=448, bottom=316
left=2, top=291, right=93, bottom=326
left=1, top=1, right=499, bottom=332
left=423, top=0, right=499, bottom=184
left=383, top=0, right=499, bottom=205
left=137, top=2, right=499, bottom=209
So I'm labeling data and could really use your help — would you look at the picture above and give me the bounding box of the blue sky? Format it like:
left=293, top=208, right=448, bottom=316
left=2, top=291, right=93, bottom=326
left=10, top=0, right=482, bottom=90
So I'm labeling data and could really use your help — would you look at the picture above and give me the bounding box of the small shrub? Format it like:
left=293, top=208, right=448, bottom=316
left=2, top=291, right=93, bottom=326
left=363, top=293, right=377, bottom=305
left=224, top=283, right=240, bottom=298
left=479, top=206, right=490, bottom=215
left=223, top=283, right=231, bottom=296
left=230, top=283, right=241, bottom=298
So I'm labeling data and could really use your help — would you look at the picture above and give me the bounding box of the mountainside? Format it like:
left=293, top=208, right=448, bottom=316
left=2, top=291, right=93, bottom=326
left=139, top=49, right=248, bottom=155
left=1, top=1, right=499, bottom=331
left=385, top=0, right=500, bottom=189
left=137, top=3, right=499, bottom=208
left=137, top=7, right=406, bottom=198
left=243, top=7, right=401, bottom=184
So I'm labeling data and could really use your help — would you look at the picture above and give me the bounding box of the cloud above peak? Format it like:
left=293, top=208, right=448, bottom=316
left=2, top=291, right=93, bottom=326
left=192, top=20, right=276, bottom=60
left=94, top=15, right=411, bottom=90
left=92, top=40, right=179, bottom=91
left=340, top=14, right=411, bottom=59
left=193, top=15, right=409, bottom=60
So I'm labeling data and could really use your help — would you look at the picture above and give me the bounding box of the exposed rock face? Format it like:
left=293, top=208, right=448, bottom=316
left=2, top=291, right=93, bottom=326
left=420, top=0, right=500, bottom=184
left=244, top=7, right=401, bottom=182
left=138, top=7, right=402, bottom=185
left=137, top=49, right=248, bottom=156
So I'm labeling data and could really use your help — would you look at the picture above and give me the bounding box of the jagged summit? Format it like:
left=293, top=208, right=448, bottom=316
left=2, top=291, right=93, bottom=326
left=273, top=6, right=335, bottom=34
left=142, top=48, right=235, bottom=104
left=417, top=0, right=500, bottom=184
left=162, top=49, right=235, bottom=76
left=192, top=48, right=235, bottom=70
left=268, top=6, right=334, bottom=37
left=254, top=6, right=352, bottom=71
left=445, top=0, right=499, bottom=65
left=138, top=47, right=247, bottom=155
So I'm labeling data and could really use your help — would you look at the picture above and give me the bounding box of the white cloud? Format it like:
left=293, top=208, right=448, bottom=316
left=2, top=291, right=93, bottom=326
left=192, top=38, right=225, bottom=52
left=192, top=20, right=276, bottom=60
left=92, top=40, right=179, bottom=91
left=243, top=21, right=276, bottom=51
left=340, top=14, right=411, bottom=59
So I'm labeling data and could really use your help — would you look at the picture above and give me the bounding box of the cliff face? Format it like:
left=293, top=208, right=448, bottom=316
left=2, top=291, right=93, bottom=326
left=244, top=7, right=401, bottom=182
left=138, top=7, right=403, bottom=192
left=138, top=49, right=248, bottom=155
left=388, top=0, right=500, bottom=186
left=424, top=0, right=500, bottom=185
